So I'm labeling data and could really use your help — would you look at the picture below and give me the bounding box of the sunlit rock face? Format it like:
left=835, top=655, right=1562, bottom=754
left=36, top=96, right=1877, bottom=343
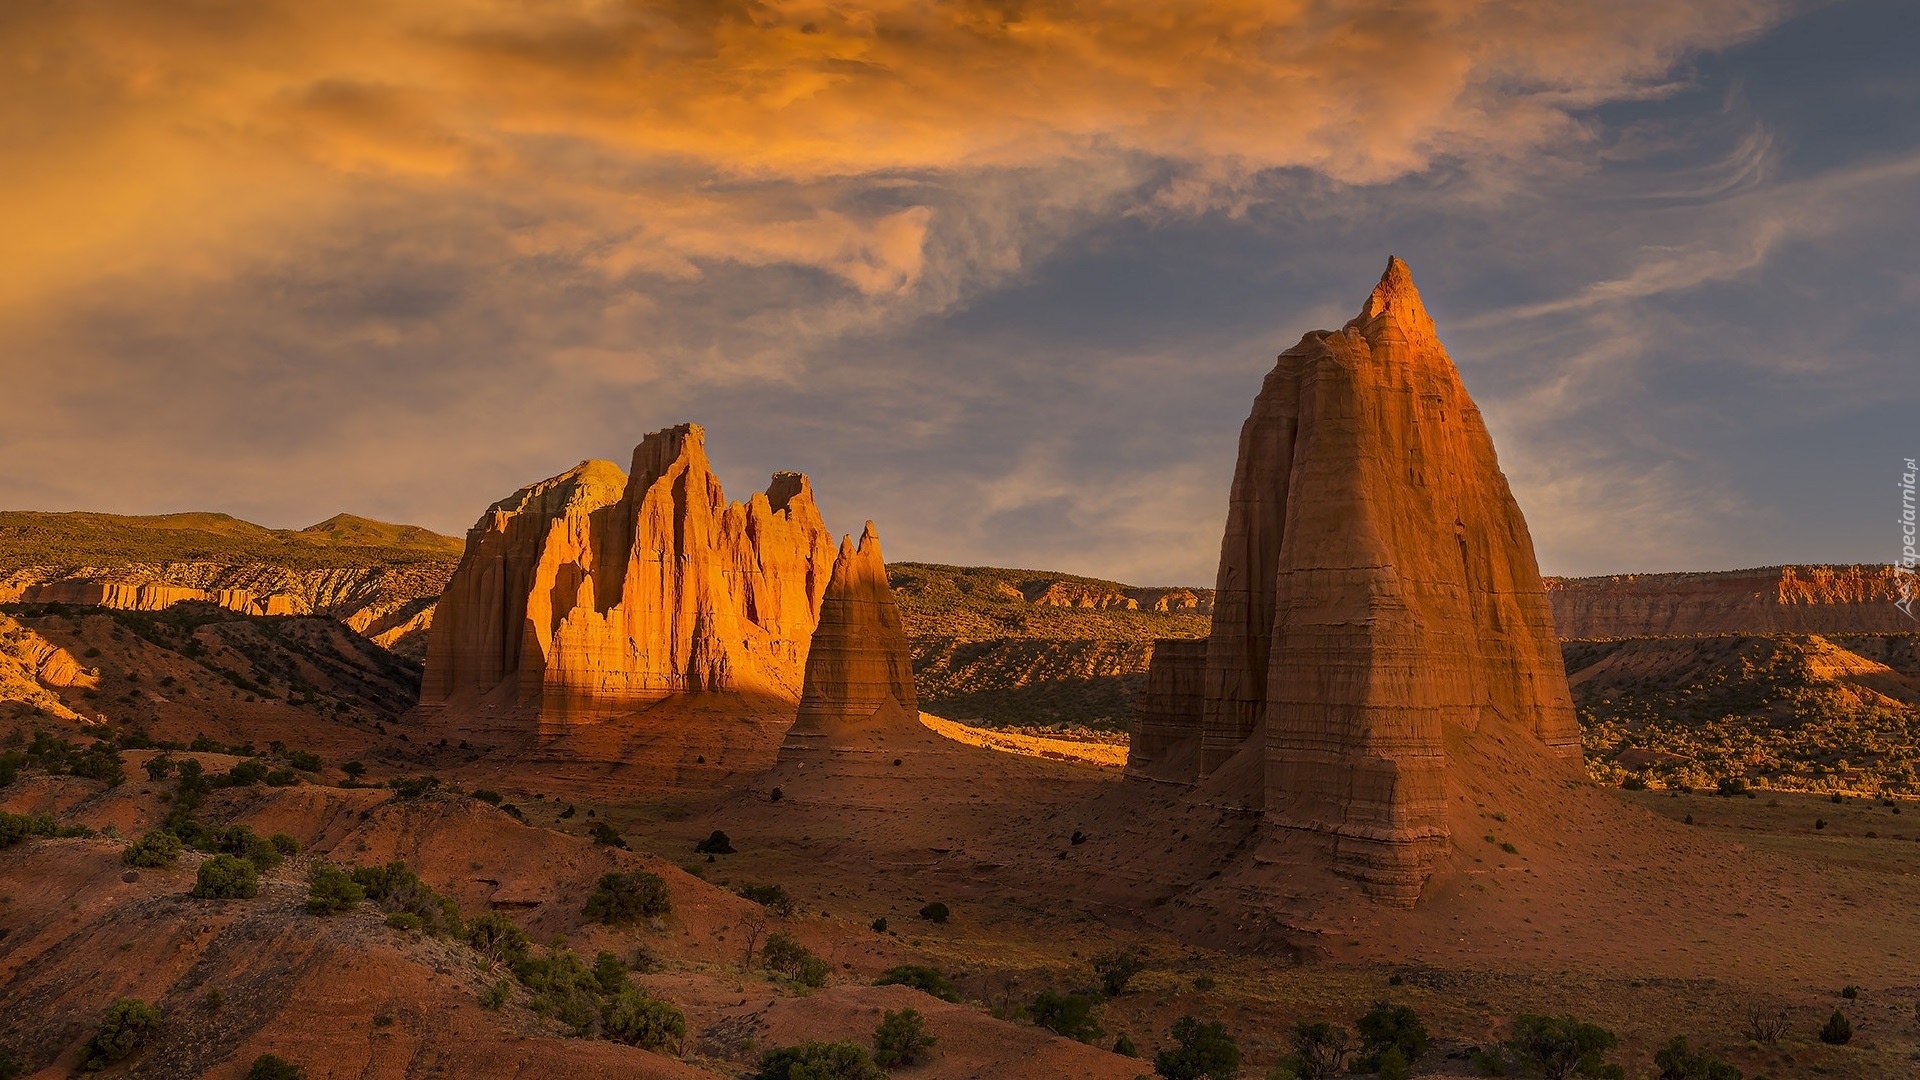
left=420, top=423, right=836, bottom=740
left=1129, top=258, right=1582, bottom=902
left=787, top=522, right=920, bottom=746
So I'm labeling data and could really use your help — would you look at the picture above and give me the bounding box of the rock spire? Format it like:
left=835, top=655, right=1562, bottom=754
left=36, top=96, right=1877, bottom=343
left=788, top=522, right=919, bottom=743
left=1126, top=257, right=1582, bottom=902
left=419, top=423, right=837, bottom=739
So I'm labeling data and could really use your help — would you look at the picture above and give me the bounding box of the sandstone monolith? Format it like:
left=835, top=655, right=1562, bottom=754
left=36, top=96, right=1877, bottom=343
left=419, top=423, right=836, bottom=740
left=787, top=522, right=919, bottom=745
left=1128, top=257, right=1582, bottom=902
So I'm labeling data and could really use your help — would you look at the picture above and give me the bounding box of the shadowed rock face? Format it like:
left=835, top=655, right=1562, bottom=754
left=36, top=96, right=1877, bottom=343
left=789, top=522, right=919, bottom=745
left=420, top=423, right=836, bottom=740
left=1129, top=257, right=1582, bottom=902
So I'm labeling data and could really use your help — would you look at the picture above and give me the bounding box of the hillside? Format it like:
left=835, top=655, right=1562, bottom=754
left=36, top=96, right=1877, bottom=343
left=889, top=563, right=1210, bottom=730
left=1546, top=565, right=1918, bottom=637
left=0, top=511, right=462, bottom=659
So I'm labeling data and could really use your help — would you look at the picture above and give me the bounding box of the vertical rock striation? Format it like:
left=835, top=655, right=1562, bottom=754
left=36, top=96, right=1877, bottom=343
left=789, top=522, right=919, bottom=744
left=1128, top=257, right=1582, bottom=902
left=419, top=423, right=836, bottom=740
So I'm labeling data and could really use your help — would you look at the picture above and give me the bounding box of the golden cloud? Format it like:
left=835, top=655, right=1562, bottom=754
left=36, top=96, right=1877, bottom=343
left=0, top=0, right=1784, bottom=316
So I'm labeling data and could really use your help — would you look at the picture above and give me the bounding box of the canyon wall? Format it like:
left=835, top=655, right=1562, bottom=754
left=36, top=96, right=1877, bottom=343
left=1547, top=566, right=1918, bottom=638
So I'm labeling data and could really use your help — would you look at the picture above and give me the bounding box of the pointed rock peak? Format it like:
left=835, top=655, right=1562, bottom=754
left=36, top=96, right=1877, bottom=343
left=837, top=533, right=857, bottom=560
left=629, top=422, right=711, bottom=486
left=765, top=471, right=813, bottom=513
left=1353, top=255, right=1437, bottom=342
left=857, top=520, right=882, bottom=557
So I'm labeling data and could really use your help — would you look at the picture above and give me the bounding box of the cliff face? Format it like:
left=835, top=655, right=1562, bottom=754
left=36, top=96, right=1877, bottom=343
left=1548, top=566, right=1920, bottom=638
left=1129, top=257, right=1582, bottom=903
left=789, top=523, right=919, bottom=742
left=419, top=424, right=836, bottom=740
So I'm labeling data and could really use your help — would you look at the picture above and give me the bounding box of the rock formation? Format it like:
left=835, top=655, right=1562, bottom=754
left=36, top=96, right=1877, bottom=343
left=419, top=423, right=837, bottom=740
left=786, top=522, right=919, bottom=745
left=1124, top=637, right=1208, bottom=783
left=1548, top=565, right=1920, bottom=638
left=1127, top=257, right=1582, bottom=902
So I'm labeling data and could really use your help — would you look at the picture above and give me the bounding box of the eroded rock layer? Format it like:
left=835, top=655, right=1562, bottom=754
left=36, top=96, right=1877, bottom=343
left=1123, top=638, right=1208, bottom=783
left=1130, top=257, right=1582, bottom=902
left=420, top=424, right=836, bottom=739
left=1547, top=566, right=1920, bottom=638
left=789, top=523, right=919, bottom=745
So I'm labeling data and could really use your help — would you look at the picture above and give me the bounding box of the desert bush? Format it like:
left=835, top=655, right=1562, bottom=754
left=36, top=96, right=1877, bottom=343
left=1355, top=1001, right=1429, bottom=1072
left=1652, top=1036, right=1742, bottom=1080
left=122, top=828, right=183, bottom=867
left=870, top=917, right=887, bottom=933
left=212, top=825, right=283, bottom=872
left=514, top=948, right=605, bottom=1035
left=68, top=743, right=126, bottom=786
left=761, top=932, right=830, bottom=987
left=85, top=997, right=162, bottom=1069
left=1286, top=1021, right=1352, bottom=1080
left=588, top=821, right=629, bottom=848
left=1093, top=949, right=1147, bottom=997
left=284, top=749, right=323, bottom=773
left=584, top=871, right=672, bottom=923
left=269, top=832, right=301, bottom=855
left=470, top=789, right=503, bottom=805
left=386, top=911, right=423, bottom=932
left=1152, top=1016, right=1240, bottom=1080
left=1028, top=989, right=1102, bottom=1043
left=352, top=860, right=462, bottom=937
left=1740, top=1004, right=1787, bottom=1046
left=1503, top=1014, right=1621, bottom=1080
left=918, top=901, right=950, bottom=923
left=245, top=1054, right=307, bottom=1080
left=737, top=883, right=796, bottom=917
left=0, top=811, right=57, bottom=849
left=305, top=861, right=364, bottom=915
left=386, top=774, right=440, bottom=798
left=1819, top=1010, right=1853, bottom=1045
left=754, top=1041, right=886, bottom=1080
left=479, top=979, right=512, bottom=1010
left=694, top=829, right=735, bottom=854
left=0, top=1046, right=20, bottom=1080
left=192, top=854, right=260, bottom=899
left=875, top=964, right=959, bottom=1002
left=1840, top=984, right=1859, bottom=999
left=601, top=986, right=686, bottom=1050
left=466, top=912, right=531, bottom=966
left=873, top=1007, right=936, bottom=1068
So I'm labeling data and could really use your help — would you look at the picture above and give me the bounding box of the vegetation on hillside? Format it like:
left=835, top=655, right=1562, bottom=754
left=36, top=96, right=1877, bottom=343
left=0, top=510, right=461, bottom=572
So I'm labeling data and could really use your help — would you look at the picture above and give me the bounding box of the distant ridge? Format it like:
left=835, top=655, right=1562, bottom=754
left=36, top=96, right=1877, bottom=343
left=0, top=509, right=462, bottom=571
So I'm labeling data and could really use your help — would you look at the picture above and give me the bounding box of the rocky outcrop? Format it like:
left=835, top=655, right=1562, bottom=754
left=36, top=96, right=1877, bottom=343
left=1128, top=257, right=1582, bottom=903
left=788, top=523, right=919, bottom=743
left=1123, top=638, right=1208, bottom=783
left=0, top=614, right=92, bottom=722
left=1548, top=565, right=1920, bottom=638
left=0, top=562, right=454, bottom=658
left=419, top=424, right=836, bottom=740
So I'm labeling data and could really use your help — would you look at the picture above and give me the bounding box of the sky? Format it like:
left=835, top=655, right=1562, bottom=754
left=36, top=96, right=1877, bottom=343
left=2, top=0, right=1916, bottom=586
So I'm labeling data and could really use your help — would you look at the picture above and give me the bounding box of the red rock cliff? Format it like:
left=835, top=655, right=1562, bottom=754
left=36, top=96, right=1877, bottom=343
left=1132, top=257, right=1582, bottom=903
left=419, top=423, right=836, bottom=739
left=1547, top=565, right=1919, bottom=638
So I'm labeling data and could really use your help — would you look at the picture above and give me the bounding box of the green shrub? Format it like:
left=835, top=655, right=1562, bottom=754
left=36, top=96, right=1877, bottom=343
left=1113, top=1034, right=1139, bottom=1057
left=479, top=979, right=512, bottom=1010
left=122, top=828, right=183, bottom=867
left=306, top=861, right=364, bottom=915
left=213, top=825, right=282, bottom=872
left=387, top=775, right=440, bottom=798
left=738, top=883, right=796, bottom=917
left=588, top=821, right=629, bottom=849
left=875, top=964, right=959, bottom=1002
left=514, top=948, right=603, bottom=1035
left=1354, top=1001, right=1429, bottom=1072
left=471, top=789, right=504, bottom=805
left=0, top=811, right=57, bottom=849
left=601, top=987, right=686, bottom=1050
left=1819, top=1010, right=1852, bottom=1046
left=285, top=750, right=323, bottom=773
left=873, top=1008, right=936, bottom=1068
left=386, top=911, right=423, bottom=932
left=192, top=854, right=260, bottom=899
left=466, top=912, right=531, bottom=966
left=918, top=901, right=949, bottom=923
left=1093, top=949, right=1147, bottom=997
left=1652, top=1036, right=1743, bottom=1080
left=583, top=871, right=672, bottom=923
left=351, top=860, right=462, bottom=937
left=762, top=932, right=830, bottom=987
left=869, top=917, right=886, bottom=933
left=269, top=832, right=301, bottom=855
left=1504, top=1014, right=1621, bottom=1080
left=0, top=1045, right=21, bottom=1080
left=754, top=1041, right=886, bottom=1080
left=70, top=743, right=126, bottom=786
left=694, top=829, right=734, bottom=854
left=85, top=997, right=162, bottom=1068
left=1028, top=990, right=1102, bottom=1043
left=1153, top=1016, right=1239, bottom=1080
left=1375, top=1047, right=1411, bottom=1080
left=245, top=1053, right=307, bottom=1080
